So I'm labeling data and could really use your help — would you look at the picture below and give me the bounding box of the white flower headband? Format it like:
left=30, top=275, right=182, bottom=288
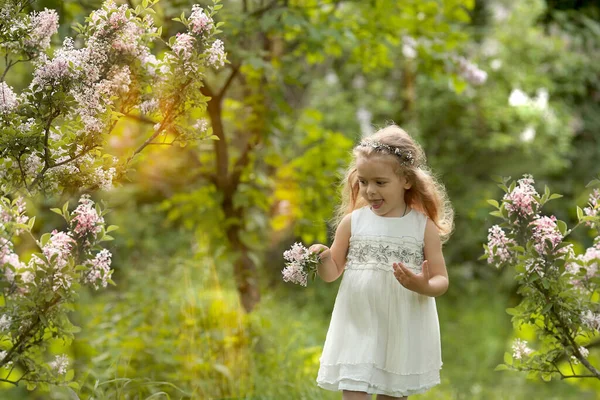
left=357, top=140, right=415, bottom=166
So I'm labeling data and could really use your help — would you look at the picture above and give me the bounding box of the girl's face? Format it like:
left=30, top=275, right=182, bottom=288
left=356, top=155, right=411, bottom=218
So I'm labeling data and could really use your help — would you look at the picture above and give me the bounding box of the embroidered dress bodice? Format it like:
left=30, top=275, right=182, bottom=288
left=316, top=206, right=442, bottom=397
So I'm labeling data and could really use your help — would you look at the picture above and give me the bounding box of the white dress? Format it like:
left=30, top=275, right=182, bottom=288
left=316, top=206, right=442, bottom=397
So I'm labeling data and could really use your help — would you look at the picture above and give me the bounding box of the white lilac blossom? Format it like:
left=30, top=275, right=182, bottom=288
left=581, top=310, right=600, bottom=331
left=571, top=347, right=590, bottom=365
left=0, top=82, right=18, bottom=113
left=402, top=36, right=417, bottom=59
left=566, top=241, right=600, bottom=289
left=512, top=338, right=533, bottom=360
left=84, top=249, right=112, bottom=289
left=71, top=195, right=104, bottom=237
left=49, top=354, right=69, bottom=375
left=530, top=215, right=563, bottom=255
left=140, top=99, right=159, bottom=114
left=25, top=9, right=59, bottom=51
left=583, top=189, right=600, bottom=227
left=0, top=314, right=11, bottom=331
left=206, top=39, right=226, bottom=68
left=486, top=225, right=515, bottom=265
left=189, top=5, right=213, bottom=35
left=503, top=175, right=539, bottom=217
left=193, top=118, right=209, bottom=133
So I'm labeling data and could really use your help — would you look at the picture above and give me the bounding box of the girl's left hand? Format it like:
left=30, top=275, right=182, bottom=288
left=393, top=260, right=430, bottom=295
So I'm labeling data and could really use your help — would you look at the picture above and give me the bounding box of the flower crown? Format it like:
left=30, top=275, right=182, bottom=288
left=357, top=140, right=415, bottom=166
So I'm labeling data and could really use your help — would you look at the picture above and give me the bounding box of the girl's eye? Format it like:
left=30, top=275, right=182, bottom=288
left=377, top=181, right=385, bottom=185
left=358, top=180, right=366, bottom=185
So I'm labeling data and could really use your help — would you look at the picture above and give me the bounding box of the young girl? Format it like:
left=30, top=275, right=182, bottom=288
left=310, top=124, right=453, bottom=400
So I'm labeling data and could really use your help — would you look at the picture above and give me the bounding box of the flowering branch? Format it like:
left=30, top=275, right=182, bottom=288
left=484, top=175, right=600, bottom=381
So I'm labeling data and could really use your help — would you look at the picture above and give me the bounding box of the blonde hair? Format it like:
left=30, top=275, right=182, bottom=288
left=333, top=124, right=454, bottom=242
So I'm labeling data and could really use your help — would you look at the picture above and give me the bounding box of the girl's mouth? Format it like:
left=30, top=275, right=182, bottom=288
left=371, top=199, right=383, bottom=209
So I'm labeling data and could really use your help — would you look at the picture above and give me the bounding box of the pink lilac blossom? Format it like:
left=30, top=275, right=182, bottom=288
left=84, top=249, right=112, bottom=289
left=172, top=33, right=196, bottom=60
left=503, top=175, right=539, bottom=218
left=25, top=9, right=59, bottom=51
left=49, top=354, right=69, bottom=375
left=530, top=215, right=563, bottom=255
left=282, top=242, right=319, bottom=286
left=282, top=261, right=308, bottom=287
left=486, top=225, right=515, bottom=265
left=0, top=82, right=18, bottom=113
left=583, top=189, right=600, bottom=227
left=42, top=230, right=75, bottom=270
left=206, top=39, right=226, bottom=69
left=189, top=5, right=213, bottom=35
left=456, top=56, right=488, bottom=85
left=71, top=195, right=104, bottom=237
left=283, top=242, right=310, bottom=263
left=512, top=338, right=533, bottom=360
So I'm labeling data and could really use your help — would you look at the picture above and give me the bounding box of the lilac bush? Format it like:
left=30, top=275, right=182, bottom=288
left=0, top=0, right=225, bottom=393
left=484, top=175, right=600, bottom=381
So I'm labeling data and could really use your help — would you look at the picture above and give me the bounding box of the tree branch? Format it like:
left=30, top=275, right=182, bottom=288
left=217, top=64, right=240, bottom=99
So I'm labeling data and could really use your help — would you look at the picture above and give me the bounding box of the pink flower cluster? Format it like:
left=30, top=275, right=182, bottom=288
left=189, top=5, right=213, bottom=35
left=172, top=33, right=196, bottom=61
left=282, top=242, right=319, bottom=287
left=503, top=175, right=539, bottom=218
left=84, top=249, right=112, bottom=289
left=71, top=195, right=104, bottom=237
left=42, top=230, right=75, bottom=270
left=486, top=225, right=515, bottom=265
left=25, top=9, right=59, bottom=51
left=456, top=56, right=488, bottom=85
left=530, top=215, right=563, bottom=255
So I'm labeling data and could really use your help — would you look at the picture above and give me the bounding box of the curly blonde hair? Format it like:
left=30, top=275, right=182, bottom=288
left=333, top=124, right=454, bottom=242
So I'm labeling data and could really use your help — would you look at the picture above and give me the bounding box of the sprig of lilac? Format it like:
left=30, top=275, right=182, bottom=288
left=282, top=242, right=320, bottom=287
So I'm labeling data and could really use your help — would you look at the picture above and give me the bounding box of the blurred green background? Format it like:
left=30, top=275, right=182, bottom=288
left=2, top=0, right=600, bottom=398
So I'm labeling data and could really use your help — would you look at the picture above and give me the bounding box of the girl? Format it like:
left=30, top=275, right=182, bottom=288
left=310, top=124, right=453, bottom=400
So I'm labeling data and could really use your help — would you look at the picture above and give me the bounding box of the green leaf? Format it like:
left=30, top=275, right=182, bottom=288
left=557, top=220, right=567, bottom=235
left=494, top=364, right=509, bottom=371
left=505, top=308, right=519, bottom=316
left=549, top=193, right=563, bottom=200
left=577, top=206, right=583, bottom=220
left=106, top=225, right=119, bottom=233
left=504, top=352, right=513, bottom=365
left=65, top=369, right=75, bottom=381
left=487, top=199, right=499, bottom=208
left=50, top=208, right=63, bottom=216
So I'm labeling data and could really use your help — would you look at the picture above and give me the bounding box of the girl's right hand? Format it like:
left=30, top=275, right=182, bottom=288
left=309, top=244, right=331, bottom=262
